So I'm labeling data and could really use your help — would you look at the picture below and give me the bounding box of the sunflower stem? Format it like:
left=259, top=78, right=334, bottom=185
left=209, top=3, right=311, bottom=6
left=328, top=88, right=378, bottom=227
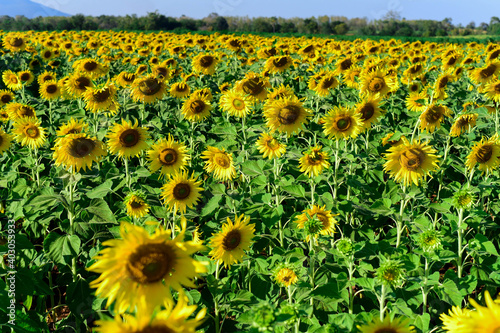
left=421, top=256, right=429, bottom=314
left=214, top=260, right=221, bottom=333
left=332, top=140, right=340, bottom=200
left=396, top=186, right=407, bottom=248
left=309, top=179, right=316, bottom=206
left=124, top=158, right=131, bottom=190
left=67, top=171, right=78, bottom=282
left=48, top=100, right=53, bottom=125
left=379, top=284, right=387, bottom=321
left=457, top=208, right=464, bottom=278
left=308, top=237, right=315, bottom=306
left=348, top=259, right=355, bottom=314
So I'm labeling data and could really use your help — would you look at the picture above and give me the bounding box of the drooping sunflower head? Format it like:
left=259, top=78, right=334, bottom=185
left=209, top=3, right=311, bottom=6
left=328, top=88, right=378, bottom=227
left=263, top=96, right=310, bottom=137
left=5, top=103, right=36, bottom=121
left=181, top=95, right=212, bottom=123
left=465, top=135, right=500, bottom=175
left=255, top=132, right=286, bottom=159
left=65, top=74, right=93, bottom=97
left=192, top=53, right=219, bottom=75
left=264, top=55, right=294, bottom=74
left=299, top=146, right=330, bottom=178
left=450, top=113, right=478, bottom=137
left=160, top=171, right=203, bottom=214
left=322, top=106, right=363, bottom=140
left=169, top=81, right=191, bottom=98
left=152, top=65, right=171, bottom=81
left=56, top=118, right=89, bottom=136
left=106, top=119, right=150, bottom=158
left=87, top=222, right=207, bottom=313
left=451, top=188, right=476, bottom=210
left=201, top=146, right=237, bottom=181
left=0, top=90, right=14, bottom=107
left=220, top=89, right=253, bottom=118
left=357, top=316, right=415, bottom=333
left=471, top=61, right=500, bottom=85
left=484, top=80, right=500, bottom=103
left=52, top=133, right=107, bottom=172
left=295, top=205, right=337, bottom=241
left=12, top=117, right=46, bottom=149
left=131, top=74, right=167, bottom=104
left=124, top=191, right=150, bottom=218
left=115, top=72, right=136, bottom=87
left=235, top=73, right=270, bottom=101
left=2, top=70, right=22, bottom=91
left=3, top=34, right=26, bottom=52
left=383, top=138, right=440, bottom=186
left=406, top=91, right=428, bottom=112
left=147, top=134, right=190, bottom=179
left=0, top=128, right=13, bottom=155
left=419, top=104, right=452, bottom=133
left=313, top=73, right=339, bottom=97
left=266, top=84, right=295, bottom=102
left=209, top=214, right=255, bottom=268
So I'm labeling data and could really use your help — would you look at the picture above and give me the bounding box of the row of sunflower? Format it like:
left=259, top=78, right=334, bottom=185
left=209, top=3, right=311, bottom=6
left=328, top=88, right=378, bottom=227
left=0, top=30, right=499, bottom=333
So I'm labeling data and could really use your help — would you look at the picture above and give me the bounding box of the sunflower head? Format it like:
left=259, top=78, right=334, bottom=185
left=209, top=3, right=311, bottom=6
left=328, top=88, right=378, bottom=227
left=131, top=74, right=167, bottom=104
left=0, top=128, right=13, bottom=155
left=322, top=106, right=363, bottom=140
left=263, top=96, right=310, bottom=137
left=169, top=81, right=191, bottom=98
left=52, top=133, right=107, bottom=172
left=2, top=70, right=22, bottom=91
left=56, top=118, right=89, bottom=136
left=124, top=191, right=150, bottom=218
left=415, top=229, right=442, bottom=253
left=39, top=80, right=61, bottom=100
left=465, top=135, right=500, bottom=174
left=160, top=171, right=203, bottom=214
left=273, top=266, right=299, bottom=287
left=299, top=145, right=330, bottom=178
left=336, top=238, right=354, bottom=256
left=12, top=117, right=46, bottom=149
left=295, top=205, right=337, bottom=241
left=192, top=53, right=218, bottom=75
left=0, top=90, right=14, bottom=107
left=181, top=95, right=212, bottom=122
left=201, top=146, right=237, bottom=181
left=357, top=316, right=415, bottom=333
left=376, top=258, right=405, bottom=288
left=452, top=189, right=476, bottom=210
left=255, top=132, right=286, bottom=159
left=106, top=119, right=150, bottom=158
left=220, top=89, right=253, bottom=118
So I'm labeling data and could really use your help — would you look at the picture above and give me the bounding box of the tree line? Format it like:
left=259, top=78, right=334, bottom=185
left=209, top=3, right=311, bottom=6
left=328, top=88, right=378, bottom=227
left=1, top=11, right=500, bottom=37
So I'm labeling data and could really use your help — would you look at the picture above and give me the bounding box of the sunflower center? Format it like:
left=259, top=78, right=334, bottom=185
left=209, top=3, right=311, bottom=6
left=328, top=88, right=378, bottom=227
left=426, top=106, right=443, bottom=123
left=124, top=73, right=136, bottom=82
left=93, top=89, right=111, bottom=102
left=10, top=76, right=18, bottom=84
left=480, top=64, right=496, bottom=79
left=175, top=83, right=188, bottom=92
left=159, top=148, right=178, bottom=166
left=242, top=78, right=264, bottom=96
left=369, top=77, right=385, bottom=92
left=130, top=199, right=144, bottom=209
left=438, top=77, right=449, bottom=89
left=340, top=58, right=352, bottom=70
left=373, top=328, right=398, bottom=333
left=232, top=98, right=245, bottom=110
left=265, top=138, right=279, bottom=150
left=476, top=145, right=493, bottom=163
left=83, top=61, right=98, bottom=71
left=400, top=148, right=425, bottom=171
left=278, top=105, right=301, bottom=125
left=173, top=183, right=191, bottom=200
left=222, top=230, right=241, bottom=251
left=190, top=100, right=206, bottom=114
left=155, top=67, right=168, bottom=79
left=20, top=73, right=31, bottom=81
left=75, top=77, right=91, bottom=90
left=321, top=77, right=336, bottom=89
left=24, top=125, right=39, bottom=138
left=19, top=106, right=35, bottom=117
left=307, top=151, right=323, bottom=165
left=43, top=50, right=52, bottom=59
left=336, top=117, right=351, bottom=131
left=359, top=104, right=375, bottom=121
left=447, top=56, right=458, bottom=66
left=46, top=84, right=58, bottom=94
left=200, top=55, right=214, bottom=68
left=119, top=129, right=140, bottom=147
left=303, top=45, right=314, bottom=53
left=10, top=37, right=23, bottom=47
left=41, top=75, right=54, bottom=83
left=410, top=84, right=419, bottom=92
left=126, top=243, right=175, bottom=284
left=139, top=79, right=161, bottom=96
left=1, top=94, right=12, bottom=104
left=136, top=325, right=175, bottom=333
left=494, top=83, right=500, bottom=93
left=214, top=153, right=230, bottom=168
left=273, top=57, right=289, bottom=68
left=67, top=137, right=96, bottom=158
left=410, top=64, right=422, bottom=74
left=0, top=136, right=3, bottom=146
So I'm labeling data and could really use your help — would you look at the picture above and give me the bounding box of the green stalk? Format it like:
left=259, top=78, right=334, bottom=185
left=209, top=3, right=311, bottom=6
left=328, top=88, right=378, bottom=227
left=332, top=140, right=340, bottom=200
left=273, top=158, right=284, bottom=247
left=214, top=261, right=221, bottom=333
left=396, top=186, right=407, bottom=248
left=421, top=256, right=429, bottom=314
left=124, top=158, right=131, bottom=190
left=348, top=259, right=355, bottom=314
left=379, top=284, right=387, bottom=321
left=68, top=172, right=77, bottom=282
left=457, top=208, right=464, bottom=278
left=309, top=238, right=315, bottom=306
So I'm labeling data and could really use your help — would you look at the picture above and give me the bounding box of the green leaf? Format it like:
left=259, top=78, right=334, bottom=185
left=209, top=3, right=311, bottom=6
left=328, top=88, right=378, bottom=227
left=282, top=184, right=306, bottom=198
left=439, top=279, right=462, bottom=306
left=241, top=160, right=265, bottom=176
left=369, top=198, right=393, bottom=216
left=66, top=276, right=93, bottom=314
left=201, top=195, right=223, bottom=216
left=86, top=198, right=117, bottom=223
left=473, top=234, right=499, bottom=256
left=43, top=233, right=81, bottom=265
left=86, top=179, right=113, bottom=199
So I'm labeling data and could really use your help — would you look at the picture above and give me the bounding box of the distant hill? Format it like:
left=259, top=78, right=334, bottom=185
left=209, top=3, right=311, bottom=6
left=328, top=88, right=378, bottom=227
left=0, top=0, right=70, bottom=18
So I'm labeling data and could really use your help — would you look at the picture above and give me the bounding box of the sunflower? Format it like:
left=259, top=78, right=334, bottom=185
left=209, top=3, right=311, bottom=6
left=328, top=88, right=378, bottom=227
left=274, top=267, right=298, bottom=287
left=124, top=191, right=150, bottom=218
left=450, top=114, right=478, bottom=137
left=160, top=171, right=203, bottom=214
left=313, top=72, right=339, bottom=97
left=0, top=129, right=13, bottom=155
left=12, top=117, right=46, bottom=149
left=465, top=135, right=500, bottom=175
left=0, top=90, right=14, bottom=107
left=403, top=63, right=425, bottom=82
left=130, top=74, right=167, bottom=104
left=169, top=81, right=191, bottom=98
left=419, top=104, right=452, bottom=133
left=235, top=73, right=270, bottom=101
left=115, top=72, right=136, bottom=87
left=295, top=205, right=337, bottom=241
left=52, top=133, right=107, bottom=172
left=39, top=80, right=61, bottom=100
left=73, top=58, right=108, bottom=79
left=201, top=146, right=237, bottom=181
left=220, top=89, right=253, bottom=118
left=433, top=72, right=456, bottom=100
left=87, top=222, right=207, bottom=313
left=3, top=34, right=26, bottom=52
left=191, top=88, right=213, bottom=102
left=37, top=71, right=57, bottom=85
left=152, top=64, right=171, bottom=80
left=5, top=103, right=36, bottom=121
left=0, top=110, right=9, bottom=123
left=334, top=57, right=355, bottom=76
left=56, top=118, right=89, bottom=136
left=356, top=96, right=384, bottom=130
left=264, top=55, right=293, bottom=74
left=406, top=91, right=428, bottom=112
left=470, top=61, right=500, bottom=86
left=94, top=295, right=206, bottom=333
left=357, top=316, right=415, bottom=333
left=255, top=132, right=286, bottom=159
left=457, top=291, right=500, bottom=333
left=383, top=137, right=440, bottom=186
left=106, top=119, right=150, bottom=158
left=209, top=214, right=255, bottom=268
left=266, top=84, right=295, bottom=101
left=147, top=135, right=190, bottom=179
left=483, top=80, right=500, bottom=102
left=64, top=74, right=93, bottom=97
left=299, top=146, right=330, bottom=178
left=440, top=306, right=471, bottom=332
left=342, top=64, right=362, bottom=89
left=181, top=95, right=212, bottom=122
left=359, top=68, right=397, bottom=97
left=83, top=83, right=118, bottom=114
left=2, top=70, right=22, bottom=91
left=322, top=106, right=363, bottom=140
left=192, top=53, right=218, bottom=75
left=17, top=70, right=34, bottom=86
left=263, top=96, right=310, bottom=137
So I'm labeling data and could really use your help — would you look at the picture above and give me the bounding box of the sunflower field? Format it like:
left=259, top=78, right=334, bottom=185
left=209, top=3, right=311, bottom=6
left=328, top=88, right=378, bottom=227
left=0, top=30, right=500, bottom=333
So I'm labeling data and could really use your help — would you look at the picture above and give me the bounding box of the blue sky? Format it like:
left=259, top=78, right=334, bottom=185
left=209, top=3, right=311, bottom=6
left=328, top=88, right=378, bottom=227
left=30, top=0, right=499, bottom=25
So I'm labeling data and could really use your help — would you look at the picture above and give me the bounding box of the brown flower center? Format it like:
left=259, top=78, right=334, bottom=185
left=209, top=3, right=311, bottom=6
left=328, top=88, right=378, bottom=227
left=222, top=230, right=241, bottom=250
left=136, top=325, right=175, bottom=333
left=45, top=84, right=58, bottom=94
left=476, top=145, right=493, bottom=163
left=242, top=78, right=264, bottom=96
left=214, top=153, right=230, bottom=168
left=83, top=61, right=98, bottom=71
left=369, top=77, right=385, bottom=92
left=1, top=94, right=12, bottom=104
left=438, top=76, right=449, bottom=89
left=139, top=78, right=162, bottom=96
left=336, top=117, right=351, bottom=131
left=119, top=129, right=140, bottom=147
left=173, top=183, right=191, bottom=200
left=189, top=100, right=206, bottom=114
left=19, top=106, right=35, bottom=117
left=129, top=199, right=144, bottom=209
left=123, top=73, right=136, bottom=82
left=278, top=105, right=301, bottom=125
left=159, top=148, right=177, bottom=165
left=199, top=55, right=214, bottom=68
left=359, top=103, right=375, bottom=121
left=126, top=243, right=175, bottom=284
left=374, top=328, right=398, bottom=333
left=425, top=106, right=444, bottom=123
left=10, top=37, right=23, bottom=47
left=19, top=73, right=31, bottom=82
left=93, top=88, right=111, bottom=103
left=320, top=77, right=336, bottom=90
left=273, top=56, right=289, bottom=68
left=67, top=137, right=96, bottom=158
left=75, top=77, right=91, bottom=90
left=480, top=64, right=497, bottom=79
left=400, top=148, right=425, bottom=171
left=24, top=125, right=39, bottom=138
left=340, top=58, right=352, bottom=70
